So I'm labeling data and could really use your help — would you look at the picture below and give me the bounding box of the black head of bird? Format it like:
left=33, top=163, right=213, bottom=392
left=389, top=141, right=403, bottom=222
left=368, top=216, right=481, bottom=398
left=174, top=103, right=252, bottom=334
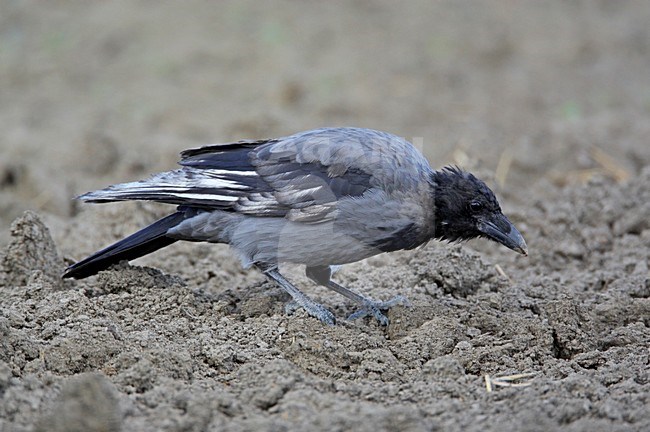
left=432, top=166, right=528, bottom=255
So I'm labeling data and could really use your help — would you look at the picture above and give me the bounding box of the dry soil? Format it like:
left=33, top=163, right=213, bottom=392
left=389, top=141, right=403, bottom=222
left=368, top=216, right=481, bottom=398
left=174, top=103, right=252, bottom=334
left=1, top=2, right=649, bottom=431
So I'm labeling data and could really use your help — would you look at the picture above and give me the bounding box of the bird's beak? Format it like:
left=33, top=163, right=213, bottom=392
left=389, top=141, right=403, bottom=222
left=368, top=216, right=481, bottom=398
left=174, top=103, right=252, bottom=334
left=478, top=214, right=528, bottom=256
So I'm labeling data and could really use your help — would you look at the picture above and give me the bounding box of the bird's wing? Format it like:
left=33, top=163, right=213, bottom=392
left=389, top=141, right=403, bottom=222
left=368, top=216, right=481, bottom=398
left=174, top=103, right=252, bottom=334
left=79, top=128, right=432, bottom=225
left=247, top=128, right=432, bottom=223
left=77, top=140, right=274, bottom=209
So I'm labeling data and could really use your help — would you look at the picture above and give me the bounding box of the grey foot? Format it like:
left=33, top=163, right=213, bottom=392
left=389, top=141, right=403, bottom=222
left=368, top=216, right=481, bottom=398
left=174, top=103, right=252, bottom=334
left=285, top=301, right=336, bottom=326
left=347, top=295, right=411, bottom=326
left=260, top=266, right=336, bottom=326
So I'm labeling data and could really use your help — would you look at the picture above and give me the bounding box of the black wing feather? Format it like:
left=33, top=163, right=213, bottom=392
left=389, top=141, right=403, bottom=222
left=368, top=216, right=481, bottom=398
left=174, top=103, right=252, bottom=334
left=179, top=140, right=272, bottom=169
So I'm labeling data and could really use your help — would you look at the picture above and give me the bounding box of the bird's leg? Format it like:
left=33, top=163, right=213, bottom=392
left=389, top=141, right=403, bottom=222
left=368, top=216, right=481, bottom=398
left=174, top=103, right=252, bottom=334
left=258, top=264, right=336, bottom=325
left=305, top=265, right=409, bottom=326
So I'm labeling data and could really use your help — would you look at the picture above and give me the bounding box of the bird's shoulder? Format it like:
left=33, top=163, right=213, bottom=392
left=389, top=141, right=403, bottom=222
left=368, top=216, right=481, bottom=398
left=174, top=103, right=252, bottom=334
left=252, top=127, right=432, bottom=191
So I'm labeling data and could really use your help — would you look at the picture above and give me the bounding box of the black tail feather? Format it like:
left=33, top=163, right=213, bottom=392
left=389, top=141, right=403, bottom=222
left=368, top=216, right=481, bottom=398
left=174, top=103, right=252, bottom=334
left=62, top=211, right=187, bottom=279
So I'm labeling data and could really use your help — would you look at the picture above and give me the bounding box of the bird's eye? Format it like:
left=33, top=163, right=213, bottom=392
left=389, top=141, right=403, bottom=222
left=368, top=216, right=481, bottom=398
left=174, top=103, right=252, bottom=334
left=469, top=201, right=483, bottom=212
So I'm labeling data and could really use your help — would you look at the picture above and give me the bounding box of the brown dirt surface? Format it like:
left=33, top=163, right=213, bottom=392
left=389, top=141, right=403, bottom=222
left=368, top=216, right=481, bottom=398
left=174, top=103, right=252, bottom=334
left=1, top=2, right=649, bottom=431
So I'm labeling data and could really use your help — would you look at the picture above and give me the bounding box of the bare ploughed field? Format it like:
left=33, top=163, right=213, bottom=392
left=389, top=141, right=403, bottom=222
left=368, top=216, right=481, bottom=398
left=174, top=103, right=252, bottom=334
left=1, top=2, right=648, bottom=431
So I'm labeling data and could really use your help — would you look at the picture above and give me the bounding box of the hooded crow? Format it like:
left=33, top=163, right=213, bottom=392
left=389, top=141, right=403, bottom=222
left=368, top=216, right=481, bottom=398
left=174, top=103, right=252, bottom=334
left=63, top=127, right=527, bottom=325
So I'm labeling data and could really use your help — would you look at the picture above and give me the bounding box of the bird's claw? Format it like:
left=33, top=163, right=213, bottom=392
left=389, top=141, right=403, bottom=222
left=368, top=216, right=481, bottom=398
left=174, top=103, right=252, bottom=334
left=285, top=300, right=336, bottom=326
left=347, top=295, right=411, bottom=326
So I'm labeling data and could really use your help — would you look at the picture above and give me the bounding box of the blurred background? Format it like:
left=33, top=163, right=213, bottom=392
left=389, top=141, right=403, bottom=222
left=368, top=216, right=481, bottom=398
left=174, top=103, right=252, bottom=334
left=1, top=0, right=649, bottom=245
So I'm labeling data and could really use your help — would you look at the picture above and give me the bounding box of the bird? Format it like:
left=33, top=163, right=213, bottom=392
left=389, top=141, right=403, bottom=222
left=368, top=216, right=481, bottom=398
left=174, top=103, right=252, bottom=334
left=63, top=127, right=527, bottom=325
